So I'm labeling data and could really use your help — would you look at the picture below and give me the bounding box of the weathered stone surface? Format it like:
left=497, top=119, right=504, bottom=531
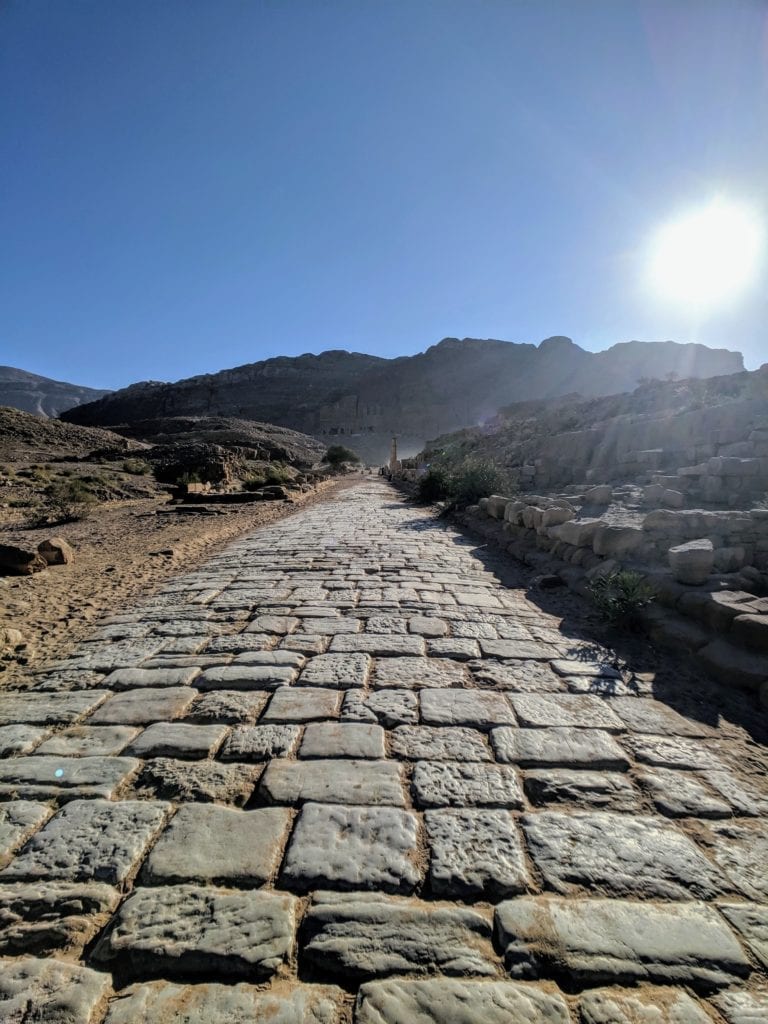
left=90, top=687, right=198, bottom=724
left=702, top=768, right=768, bottom=816
left=0, top=754, right=141, bottom=800
left=143, top=804, right=291, bottom=885
left=104, top=666, right=201, bottom=689
left=471, top=659, right=564, bottom=693
left=248, top=614, right=299, bottom=634
left=714, top=990, right=768, bottom=1024
left=408, top=615, right=449, bottom=637
left=523, top=770, right=640, bottom=811
left=412, top=761, right=524, bottom=809
left=219, top=723, right=302, bottom=761
left=262, top=687, right=342, bottom=722
left=342, top=688, right=418, bottom=726
left=697, top=638, right=768, bottom=692
left=608, top=697, right=712, bottom=737
left=492, top=727, right=629, bottom=769
left=260, top=759, right=406, bottom=806
left=137, top=758, right=260, bottom=805
left=300, top=722, right=386, bottom=759
left=97, top=884, right=297, bottom=980
left=126, top=722, right=228, bottom=759
left=0, top=957, right=111, bottom=1024
left=625, top=734, right=722, bottom=770
left=478, top=638, right=560, bottom=660
left=496, top=896, right=750, bottom=987
left=578, top=987, right=711, bottom=1024
left=669, top=538, right=714, bottom=585
left=390, top=726, right=490, bottom=761
left=281, top=803, right=421, bottom=893
left=299, top=653, right=372, bottom=688
left=0, top=723, right=49, bottom=756
left=638, top=766, right=732, bottom=818
left=0, top=690, right=108, bottom=725
left=303, top=891, right=497, bottom=979
left=36, top=725, right=140, bottom=757
left=104, top=981, right=343, bottom=1024
left=509, top=694, right=624, bottom=730
left=522, top=810, right=726, bottom=899
left=0, top=801, right=51, bottom=868
left=0, top=881, right=120, bottom=956
left=694, top=820, right=768, bottom=900
left=372, top=656, right=467, bottom=689
left=197, top=664, right=298, bottom=690
left=718, top=902, right=768, bottom=970
left=420, top=689, right=515, bottom=728
left=2, top=799, right=169, bottom=884
left=356, top=979, right=570, bottom=1024
left=330, top=634, right=426, bottom=656
left=425, top=809, right=530, bottom=897
left=186, top=690, right=267, bottom=723
left=427, top=637, right=481, bottom=659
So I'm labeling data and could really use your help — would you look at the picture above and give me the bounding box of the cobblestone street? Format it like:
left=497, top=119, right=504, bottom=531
left=1, top=479, right=766, bottom=1022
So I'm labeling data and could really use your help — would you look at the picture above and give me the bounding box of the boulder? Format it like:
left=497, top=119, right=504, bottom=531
left=549, top=519, right=605, bottom=548
left=731, top=614, right=768, bottom=654
left=713, top=547, right=747, bottom=573
left=0, top=627, right=26, bottom=650
left=643, top=484, right=684, bottom=509
left=593, top=526, right=644, bottom=558
left=668, top=539, right=714, bottom=586
left=540, top=507, right=574, bottom=528
left=697, top=638, right=768, bottom=691
left=583, top=485, right=613, bottom=505
left=37, top=537, right=75, bottom=566
left=486, top=495, right=512, bottom=519
left=0, top=544, right=47, bottom=576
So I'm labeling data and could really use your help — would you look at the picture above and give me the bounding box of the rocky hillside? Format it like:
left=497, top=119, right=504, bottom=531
left=0, top=406, right=143, bottom=462
left=420, top=364, right=768, bottom=495
left=61, top=337, right=743, bottom=463
left=0, top=366, right=111, bottom=418
left=104, top=416, right=326, bottom=466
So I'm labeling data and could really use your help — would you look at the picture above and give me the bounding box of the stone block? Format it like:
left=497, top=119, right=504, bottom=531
left=592, top=526, right=644, bottom=558
left=0, top=801, right=52, bottom=868
left=104, top=981, right=343, bottom=1024
left=137, top=758, right=260, bottom=805
left=549, top=519, right=605, bottom=547
left=260, top=759, right=406, bottom=806
left=668, top=539, right=714, bottom=584
left=281, top=803, right=421, bottom=893
left=219, top=724, right=301, bottom=761
left=390, top=726, right=490, bottom=761
left=486, top=494, right=512, bottom=518
left=411, top=761, right=524, bottom=809
left=425, top=808, right=530, bottom=897
left=579, top=988, right=712, bottom=1024
left=142, top=805, right=291, bottom=886
left=298, top=653, right=371, bottom=688
left=302, top=891, right=497, bottom=979
left=356, top=979, right=570, bottom=1024
left=0, top=958, right=112, bottom=1024
left=491, top=727, right=629, bottom=770
left=0, top=755, right=141, bottom=801
left=731, top=613, right=768, bottom=653
left=96, top=884, right=297, bottom=980
left=126, top=722, right=228, bottom=759
left=0, top=881, right=120, bottom=956
left=495, top=896, right=750, bottom=988
left=697, top=638, right=768, bottom=691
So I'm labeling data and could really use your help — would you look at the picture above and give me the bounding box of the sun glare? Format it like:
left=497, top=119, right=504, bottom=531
left=648, top=199, right=763, bottom=310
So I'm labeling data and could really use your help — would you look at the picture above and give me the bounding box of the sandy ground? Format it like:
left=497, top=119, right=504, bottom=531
left=0, top=478, right=355, bottom=686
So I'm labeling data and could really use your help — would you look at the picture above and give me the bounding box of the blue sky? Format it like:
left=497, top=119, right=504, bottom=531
left=1, top=0, right=766, bottom=389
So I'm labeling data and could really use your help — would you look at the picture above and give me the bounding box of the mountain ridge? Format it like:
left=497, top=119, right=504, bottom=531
left=60, top=336, right=744, bottom=462
left=0, top=366, right=111, bottom=418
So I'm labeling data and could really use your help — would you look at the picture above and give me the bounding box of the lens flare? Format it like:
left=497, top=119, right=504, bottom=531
left=648, top=198, right=763, bottom=309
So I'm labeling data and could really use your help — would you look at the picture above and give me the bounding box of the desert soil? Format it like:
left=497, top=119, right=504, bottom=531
left=0, top=478, right=354, bottom=686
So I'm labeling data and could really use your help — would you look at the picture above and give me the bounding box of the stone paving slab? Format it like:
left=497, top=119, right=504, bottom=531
left=496, top=895, right=750, bottom=988
left=0, top=957, right=112, bottom=1024
left=104, top=981, right=344, bottom=1024
left=0, top=479, right=765, bottom=1014
left=96, top=884, right=297, bottom=981
left=302, top=891, right=497, bottom=979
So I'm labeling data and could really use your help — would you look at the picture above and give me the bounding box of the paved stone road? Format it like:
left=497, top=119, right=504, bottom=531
left=1, top=480, right=767, bottom=1023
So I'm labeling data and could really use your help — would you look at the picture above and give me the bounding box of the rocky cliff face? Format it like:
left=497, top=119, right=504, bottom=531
left=0, top=367, right=111, bottom=418
left=61, top=337, right=744, bottom=462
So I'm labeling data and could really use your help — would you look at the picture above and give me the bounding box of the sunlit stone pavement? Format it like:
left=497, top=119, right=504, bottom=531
left=1, top=479, right=767, bottom=1022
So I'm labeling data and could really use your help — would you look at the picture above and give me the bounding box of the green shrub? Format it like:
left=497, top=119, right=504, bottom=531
left=122, top=458, right=151, bottom=475
left=588, top=569, right=654, bottom=628
left=417, top=467, right=452, bottom=503
left=38, top=479, right=98, bottom=523
left=264, top=464, right=290, bottom=485
left=175, top=471, right=201, bottom=486
left=449, top=459, right=513, bottom=507
left=322, top=445, right=360, bottom=469
left=242, top=474, right=266, bottom=491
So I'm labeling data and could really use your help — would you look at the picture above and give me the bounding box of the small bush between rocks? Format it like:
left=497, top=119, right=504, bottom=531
left=449, top=459, right=514, bottom=507
left=122, top=458, right=151, bottom=475
left=36, top=479, right=98, bottom=524
left=588, top=569, right=655, bottom=628
left=417, top=467, right=452, bottom=503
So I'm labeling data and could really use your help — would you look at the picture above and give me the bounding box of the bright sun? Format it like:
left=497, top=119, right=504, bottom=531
left=649, top=198, right=763, bottom=310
